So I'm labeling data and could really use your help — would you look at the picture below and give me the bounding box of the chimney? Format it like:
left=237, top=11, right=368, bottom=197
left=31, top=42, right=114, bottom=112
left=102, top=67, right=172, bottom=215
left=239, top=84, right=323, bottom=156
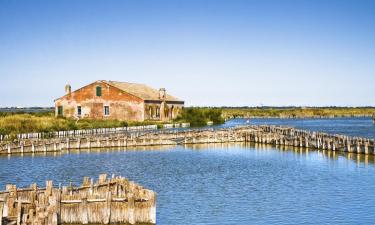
left=65, top=84, right=71, bottom=95
left=159, top=88, right=166, bottom=100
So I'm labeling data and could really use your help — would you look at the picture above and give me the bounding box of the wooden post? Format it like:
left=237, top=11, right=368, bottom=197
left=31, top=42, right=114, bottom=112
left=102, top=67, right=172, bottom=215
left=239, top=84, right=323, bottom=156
left=150, top=192, right=156, bottom=224
left=347, top=140, right=352, bottom=152
left=0, top=201, right=3, bottom=225
left=127, top=193, right=135, bottom=225
left=104, top=191, right=112, bottom=224
left=99, top=174, right=107, bottom=184
left=20, top=143, right=24, bottom=153
left=6, top=185, right=17, bottom=218
left=51, top=212, right=58, bottom=225
left=365, top=141, right=369, bottom=154
left=357, top=142, right=361, bottom=154
left=305, top=137, right=309, bottom=148
left=16, top=200, right=21, bottom=225
left=46, top=180, right=53, bottom=197
left=81, top=194, right=88, bottom=224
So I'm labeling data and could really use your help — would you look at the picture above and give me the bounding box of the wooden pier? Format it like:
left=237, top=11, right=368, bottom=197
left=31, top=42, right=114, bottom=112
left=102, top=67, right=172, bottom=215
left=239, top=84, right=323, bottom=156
left=0, top=174, right=156, bottom=225
left=0, top=125, right=374, bottom=155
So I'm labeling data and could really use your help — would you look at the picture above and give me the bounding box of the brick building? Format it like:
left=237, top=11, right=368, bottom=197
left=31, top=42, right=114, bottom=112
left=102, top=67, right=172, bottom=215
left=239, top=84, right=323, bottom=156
left=54, top=80, right=184, bottom=121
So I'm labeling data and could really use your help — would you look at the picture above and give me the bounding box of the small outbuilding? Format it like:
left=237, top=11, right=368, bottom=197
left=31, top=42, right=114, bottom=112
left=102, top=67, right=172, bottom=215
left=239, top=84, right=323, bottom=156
left=54, top=80, right=184, bottom=121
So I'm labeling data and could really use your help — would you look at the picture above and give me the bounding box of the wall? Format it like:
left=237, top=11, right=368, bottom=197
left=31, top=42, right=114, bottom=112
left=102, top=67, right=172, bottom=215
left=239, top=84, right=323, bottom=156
left=55, top=81, right=144, bottom=121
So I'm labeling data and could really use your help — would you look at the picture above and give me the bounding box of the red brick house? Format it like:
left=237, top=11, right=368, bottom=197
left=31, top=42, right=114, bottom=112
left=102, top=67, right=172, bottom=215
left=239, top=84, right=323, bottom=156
left=54, top=80, right=184, bottom=121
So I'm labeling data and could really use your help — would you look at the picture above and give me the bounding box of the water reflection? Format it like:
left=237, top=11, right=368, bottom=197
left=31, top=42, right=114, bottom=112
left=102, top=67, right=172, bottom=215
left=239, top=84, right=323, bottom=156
left=2, top=143, right=375, bottom=167
left=187, top=142, right=375, bottom=166
left=1, top=145, right=175, bottom=158
left=2, top=142, right=375, bottom=224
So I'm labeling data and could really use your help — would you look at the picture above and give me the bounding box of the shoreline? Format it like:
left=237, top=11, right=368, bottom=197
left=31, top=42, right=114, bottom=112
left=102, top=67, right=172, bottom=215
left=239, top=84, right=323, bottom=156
left=225, top=115, right=374, bottom=119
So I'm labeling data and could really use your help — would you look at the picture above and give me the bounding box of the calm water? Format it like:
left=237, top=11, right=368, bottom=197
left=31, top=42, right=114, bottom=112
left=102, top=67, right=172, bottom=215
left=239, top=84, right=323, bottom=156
left=1, top=145, right=375, bottom=224
left=1, top=118, right=375, bottom=224
left=221, top=117, right=375, bottom=139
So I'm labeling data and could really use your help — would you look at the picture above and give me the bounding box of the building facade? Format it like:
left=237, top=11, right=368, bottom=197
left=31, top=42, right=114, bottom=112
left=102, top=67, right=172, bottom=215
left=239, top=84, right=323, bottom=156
left=54, top=80, right=184, bottom=121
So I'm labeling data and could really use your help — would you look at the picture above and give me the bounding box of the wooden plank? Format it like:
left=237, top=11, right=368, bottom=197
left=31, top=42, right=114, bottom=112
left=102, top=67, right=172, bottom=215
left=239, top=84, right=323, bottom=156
left=60, top=200, right=82, bottom=204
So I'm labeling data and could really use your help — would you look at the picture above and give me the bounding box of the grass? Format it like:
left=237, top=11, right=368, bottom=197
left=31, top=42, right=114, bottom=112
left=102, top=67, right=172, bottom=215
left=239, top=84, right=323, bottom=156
left=1, top=107, right=373, bottom=136
left=0, top=112, right=163, bottom=136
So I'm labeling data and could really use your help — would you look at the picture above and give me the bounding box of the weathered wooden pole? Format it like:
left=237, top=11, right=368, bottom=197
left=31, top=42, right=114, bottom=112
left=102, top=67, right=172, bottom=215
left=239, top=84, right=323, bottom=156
left=0, top=201, right=3, bottom=225
left=128, top=192, right=135, bottom=225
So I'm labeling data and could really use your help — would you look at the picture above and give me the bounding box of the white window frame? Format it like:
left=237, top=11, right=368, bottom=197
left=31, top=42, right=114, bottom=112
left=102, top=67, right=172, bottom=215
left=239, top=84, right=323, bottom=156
left=77, top=106, right=82, bottom=117
left=104, top=105, right=110, bottom=116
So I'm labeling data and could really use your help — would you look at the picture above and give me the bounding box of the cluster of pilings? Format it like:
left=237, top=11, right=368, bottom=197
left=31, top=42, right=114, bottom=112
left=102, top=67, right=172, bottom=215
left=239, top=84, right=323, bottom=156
left=0, top=174, right=156, bottom=225
left=241, top=125, right=375, bottom=154
left=0, top=125, right=374, bottom=155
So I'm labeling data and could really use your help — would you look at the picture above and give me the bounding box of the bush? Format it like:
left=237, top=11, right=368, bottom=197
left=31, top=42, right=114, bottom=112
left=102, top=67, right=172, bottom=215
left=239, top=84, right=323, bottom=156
left=175, top=108, right=225, bottom=127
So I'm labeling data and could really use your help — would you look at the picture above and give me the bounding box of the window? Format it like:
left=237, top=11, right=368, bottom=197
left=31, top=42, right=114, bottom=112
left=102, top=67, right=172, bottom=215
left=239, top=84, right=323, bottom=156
left=96, top=86, right=102, bottom=96
left=104, top=106, right=110, bottom=116
left=77, top=106, right=82, bottom=116
left=57, top=106, right=63, bottom=116
left=156, top=107, right=160, bottom=117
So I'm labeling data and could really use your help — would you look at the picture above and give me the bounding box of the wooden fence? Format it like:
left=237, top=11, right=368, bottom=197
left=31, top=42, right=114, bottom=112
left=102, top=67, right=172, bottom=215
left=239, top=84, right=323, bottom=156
left=0, top=123, right=191, bottom=142
left=0, top=174, right=156, bottom=225
left=1, top=125, right=374, bottom=155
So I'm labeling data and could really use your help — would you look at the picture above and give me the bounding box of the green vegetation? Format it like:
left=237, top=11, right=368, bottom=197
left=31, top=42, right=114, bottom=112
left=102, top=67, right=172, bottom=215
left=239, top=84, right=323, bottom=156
left=0, top=112, right=161, bottom=136
left=220, top=107, right=375, bottom=118
left=174, top=108, right=225, bottom=126
left=1, top=106, right=373, bottom=136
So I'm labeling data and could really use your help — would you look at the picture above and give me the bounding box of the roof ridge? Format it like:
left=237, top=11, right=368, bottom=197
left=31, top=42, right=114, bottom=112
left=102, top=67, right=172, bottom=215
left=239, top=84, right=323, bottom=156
left=108, top=80, right=148, bottom=86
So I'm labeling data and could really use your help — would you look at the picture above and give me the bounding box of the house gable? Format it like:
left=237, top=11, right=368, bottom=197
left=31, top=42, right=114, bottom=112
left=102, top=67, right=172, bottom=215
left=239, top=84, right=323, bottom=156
left=55, top=81, right=144, bottom=103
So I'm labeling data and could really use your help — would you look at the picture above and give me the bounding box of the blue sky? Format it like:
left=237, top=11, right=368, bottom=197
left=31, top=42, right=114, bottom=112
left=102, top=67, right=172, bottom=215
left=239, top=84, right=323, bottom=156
left=0, top=0, right=374, bottom=107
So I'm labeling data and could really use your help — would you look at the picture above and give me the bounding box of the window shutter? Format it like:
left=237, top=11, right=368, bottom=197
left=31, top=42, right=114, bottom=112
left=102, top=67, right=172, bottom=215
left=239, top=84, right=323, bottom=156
left=96, top=86, right=102, bottom=96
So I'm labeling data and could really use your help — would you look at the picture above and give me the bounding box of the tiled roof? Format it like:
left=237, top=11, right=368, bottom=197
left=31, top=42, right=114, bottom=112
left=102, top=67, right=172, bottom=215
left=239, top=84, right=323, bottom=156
left=106, top=81, right=180, bottom=101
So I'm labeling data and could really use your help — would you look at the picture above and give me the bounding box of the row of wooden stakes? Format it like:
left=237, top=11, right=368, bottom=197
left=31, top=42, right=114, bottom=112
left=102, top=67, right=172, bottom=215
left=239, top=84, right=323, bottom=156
left=0, top=174, right=156, bottom=225
left=0, top=125, right=374, bottom=155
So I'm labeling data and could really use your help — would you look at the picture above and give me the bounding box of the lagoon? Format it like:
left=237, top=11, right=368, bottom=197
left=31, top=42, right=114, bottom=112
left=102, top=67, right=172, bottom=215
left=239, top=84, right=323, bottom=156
left=1, top=118, right=375, bottom=224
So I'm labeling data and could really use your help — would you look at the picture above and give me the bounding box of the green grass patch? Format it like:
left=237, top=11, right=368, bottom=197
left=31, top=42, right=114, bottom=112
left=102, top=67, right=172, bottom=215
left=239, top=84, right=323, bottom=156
left=0, top=112, right=163, bottom=136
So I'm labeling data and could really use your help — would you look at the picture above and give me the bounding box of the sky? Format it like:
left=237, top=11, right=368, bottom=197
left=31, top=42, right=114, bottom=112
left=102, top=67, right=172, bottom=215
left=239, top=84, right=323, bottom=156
left=0, top=0, right=374, bottom=107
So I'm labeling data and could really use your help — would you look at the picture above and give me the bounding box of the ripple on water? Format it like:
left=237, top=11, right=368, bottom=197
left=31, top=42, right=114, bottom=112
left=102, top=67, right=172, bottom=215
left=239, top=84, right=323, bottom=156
left=1, top=143, right=375, bottom=224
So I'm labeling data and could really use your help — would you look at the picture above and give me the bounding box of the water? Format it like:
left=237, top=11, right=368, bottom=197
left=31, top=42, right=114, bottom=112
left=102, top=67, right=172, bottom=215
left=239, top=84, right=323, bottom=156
left=221, top=117, right=375, bottom=139
left=1, top=118, right=375, bottom=224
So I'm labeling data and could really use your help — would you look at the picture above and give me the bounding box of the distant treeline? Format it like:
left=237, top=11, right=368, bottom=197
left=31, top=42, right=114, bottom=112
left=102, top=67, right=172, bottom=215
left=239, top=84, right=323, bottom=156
left=0, top=107, right=53, bottom=113
left=218, top=107, right=375, bottom=118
